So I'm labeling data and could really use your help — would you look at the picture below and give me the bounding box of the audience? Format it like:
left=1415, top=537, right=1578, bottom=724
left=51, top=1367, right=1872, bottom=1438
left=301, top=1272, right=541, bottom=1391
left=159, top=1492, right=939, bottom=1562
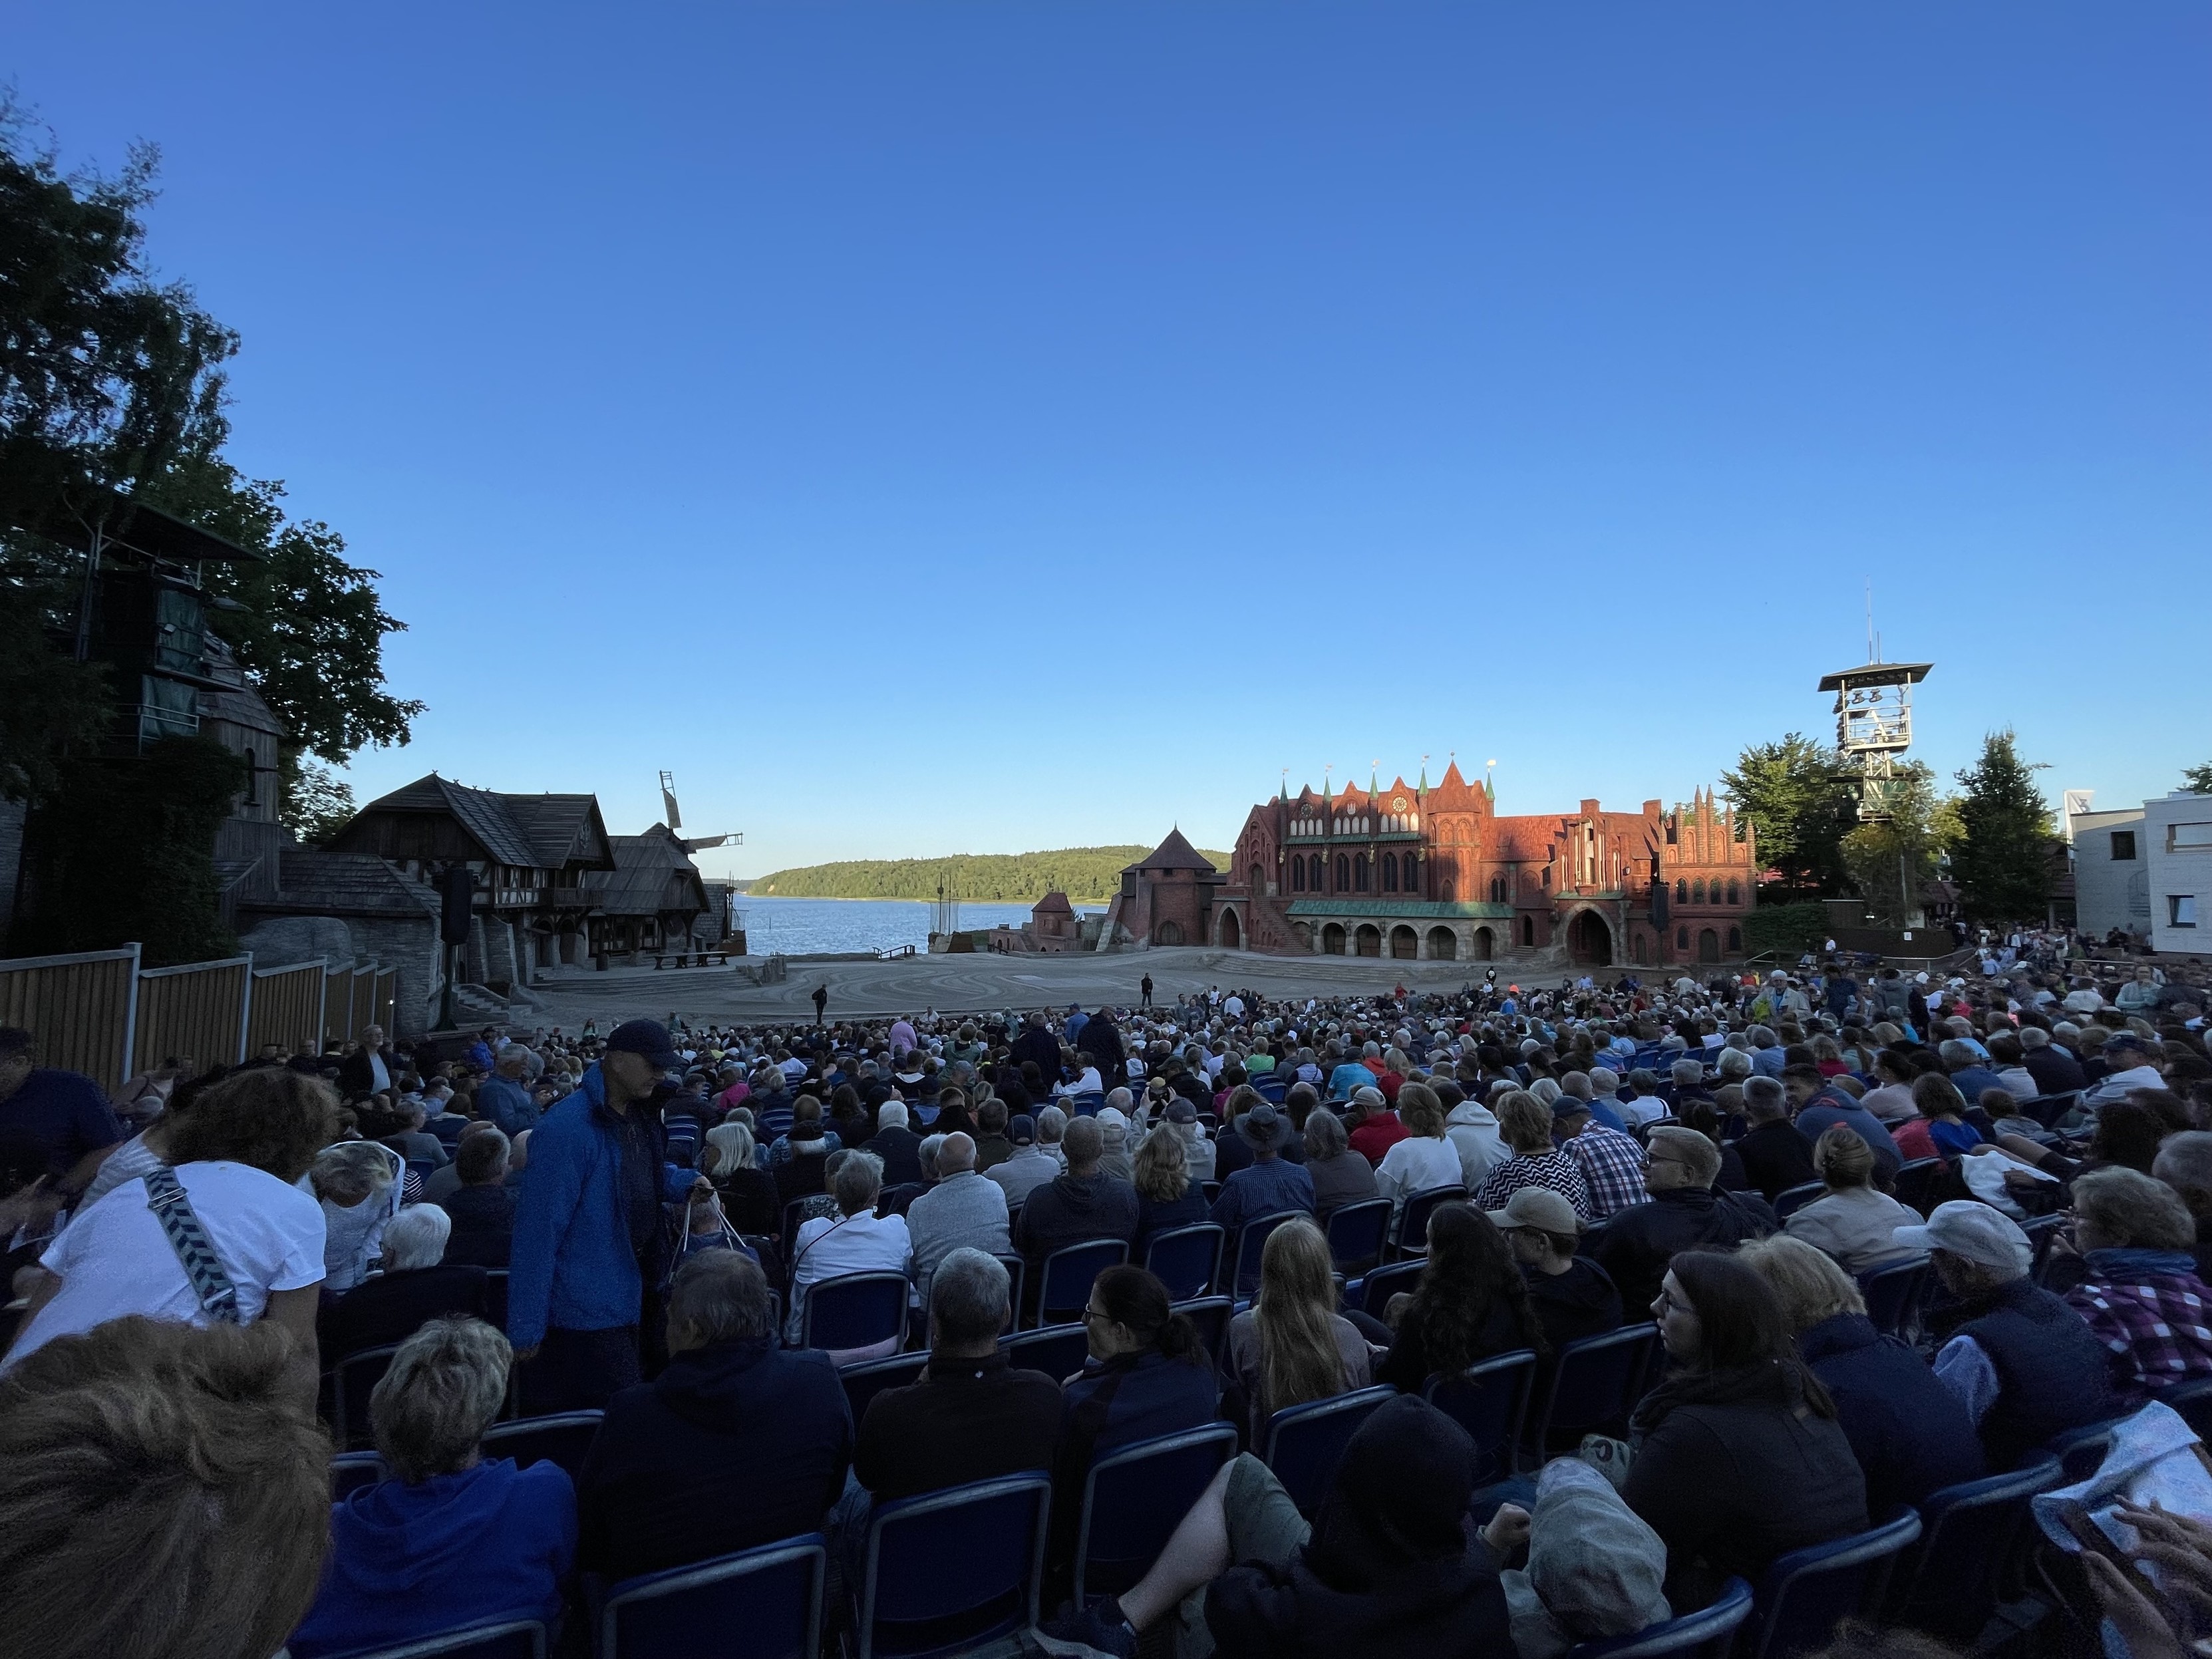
left=703, top=1118, right=782, bottom=1235
left=435, top=1124, right=517, bottom=1266
left=1553, top=1094, right=1650, bottom=1221
left=1489, top=1185, right=1623, bottom=1353
left=2063, top=1167, right=2212, bottom=1402
left=1303, top=1107, right=1380, bottom=1217
left=989, top=1111, right=1063, bottom=1205
left=1374, top=1084, right=1464, bottom=1209
left=1377, top=1204, right=1547, bottom=1391
left=1016, top=1118, right=1141, bottom=1290
left=321, top=1205, right=489, bottom=1359
left=1210, top=1104, right=1318, bottom=1245
left=1472, top=1090, right=1593, bottom=1223
left=1734, top=1076, right=1819, bottom=1203
left=1132, top=1122, right=1211, bottom=1255
left=1783, top=1126, right=1923, bottom=1273
left=1585, top=1124, right=1772, bottom=1317
left=1224, top=1217, right=1375, bottom=1441
left=787, top=1150, right=912, bottom=1358
left=291, top=1318, right=573, bottom=1657
left=1058, top=1267, right=1218, bottom=1504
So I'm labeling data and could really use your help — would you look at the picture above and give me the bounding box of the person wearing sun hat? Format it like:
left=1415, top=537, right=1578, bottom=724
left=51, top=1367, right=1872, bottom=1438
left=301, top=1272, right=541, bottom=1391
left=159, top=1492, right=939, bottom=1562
left=508, top=1019, right=711, bottom=1412
left=1895, top=1199, right=2117, bottom=1467
left=1209, top=1102, right=1317, bottom=1281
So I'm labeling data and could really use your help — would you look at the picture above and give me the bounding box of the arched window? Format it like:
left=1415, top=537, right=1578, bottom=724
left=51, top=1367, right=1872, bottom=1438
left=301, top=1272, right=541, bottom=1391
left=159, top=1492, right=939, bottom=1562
left=1335, top=855, right=1349, bottom=891
left=1675, top=879, right=1688, bottom=904
left=1382, top=853, right=1398, bottom=892
left=1290, top=855, right=1305, bottom=892
left=1728, top=925, right=1743, bottom=952
left=1676, top=926, right=1688, bottom=949
left=1491, top=876, right=1507, bottom=903
left=1693, top=879, right=1707, bottom=904
left=1520, top=915, right=1535, bottom=946
left=1354, top=855, right=1370, bottom=892
left=1726, top=881, right=1740, bottom=906
left=1402, top=853, right=1418, bottom=893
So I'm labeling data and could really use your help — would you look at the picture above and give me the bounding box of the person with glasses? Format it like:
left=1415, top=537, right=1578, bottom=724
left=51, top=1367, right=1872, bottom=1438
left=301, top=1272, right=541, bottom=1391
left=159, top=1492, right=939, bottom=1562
left=1585, top=1126, right=1774, bottom=1318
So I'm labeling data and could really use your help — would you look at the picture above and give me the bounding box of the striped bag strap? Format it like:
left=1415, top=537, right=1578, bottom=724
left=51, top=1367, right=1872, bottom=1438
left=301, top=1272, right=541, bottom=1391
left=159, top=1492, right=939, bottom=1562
left=142, top=1163, right=241, bottom=1324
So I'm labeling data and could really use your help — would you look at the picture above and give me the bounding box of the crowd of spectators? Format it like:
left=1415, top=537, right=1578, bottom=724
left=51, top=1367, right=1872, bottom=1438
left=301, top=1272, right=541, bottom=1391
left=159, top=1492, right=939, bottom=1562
left=3, top=934, right=2212, bottom=1657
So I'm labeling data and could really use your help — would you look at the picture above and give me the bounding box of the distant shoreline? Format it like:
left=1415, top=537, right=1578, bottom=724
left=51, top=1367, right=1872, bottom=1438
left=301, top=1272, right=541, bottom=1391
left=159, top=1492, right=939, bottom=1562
left=738, top=893, right=1109, bottom=907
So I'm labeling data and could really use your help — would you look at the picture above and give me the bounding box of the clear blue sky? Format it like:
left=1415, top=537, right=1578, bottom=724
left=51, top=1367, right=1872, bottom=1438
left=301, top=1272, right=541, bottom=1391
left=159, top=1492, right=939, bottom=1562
left=13, top=5, right=2209, bottom=879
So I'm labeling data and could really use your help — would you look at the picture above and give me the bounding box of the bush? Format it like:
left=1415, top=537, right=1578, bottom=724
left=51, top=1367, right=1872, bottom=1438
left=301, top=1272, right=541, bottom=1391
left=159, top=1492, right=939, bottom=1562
left=1742, top=899, right=1829, bottom=959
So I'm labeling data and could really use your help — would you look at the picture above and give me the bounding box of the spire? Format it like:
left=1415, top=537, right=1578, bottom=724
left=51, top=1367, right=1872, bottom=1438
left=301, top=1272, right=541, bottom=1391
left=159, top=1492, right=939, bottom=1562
left=1419, top=753, right=1430, bottom=794
left=1370, top=758, right=1379, bottom=796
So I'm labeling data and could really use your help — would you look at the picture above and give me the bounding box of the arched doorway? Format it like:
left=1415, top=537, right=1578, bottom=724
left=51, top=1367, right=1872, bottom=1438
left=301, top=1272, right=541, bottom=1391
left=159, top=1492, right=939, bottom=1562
left=1428, top=926, right=1457, bottom=961
left=1632, top=933, right=1649, bottom=965
left=1218, top=909, right=1241, bottom=950
left=1389, top=925, right=1418, bottom=959
left=1697, top=927, right=1720, bottom=963
left=1156, top=919, right=1185, bottom=947
left=1354, top=924, right=1382, bottom=957
left=1567, top=909, right=1613, bottom=966
left=1321, top=923, right=1346, bottom=955
left=1519, top=916, right=1535, bottom=947
left=1473, top=927, right=1494, bottom=961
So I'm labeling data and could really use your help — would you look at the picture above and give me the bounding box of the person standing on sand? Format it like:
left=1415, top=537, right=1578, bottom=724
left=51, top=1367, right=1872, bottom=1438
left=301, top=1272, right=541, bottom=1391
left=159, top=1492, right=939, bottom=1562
left=1140, top=975, right=1154, bottom=1009
left=812, top=984, right=828, bottom=1026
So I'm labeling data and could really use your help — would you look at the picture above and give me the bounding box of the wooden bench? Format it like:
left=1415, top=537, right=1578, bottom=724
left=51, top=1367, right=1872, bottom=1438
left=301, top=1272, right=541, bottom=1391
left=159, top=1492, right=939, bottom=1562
left=651, top=951, right=730, bottom=969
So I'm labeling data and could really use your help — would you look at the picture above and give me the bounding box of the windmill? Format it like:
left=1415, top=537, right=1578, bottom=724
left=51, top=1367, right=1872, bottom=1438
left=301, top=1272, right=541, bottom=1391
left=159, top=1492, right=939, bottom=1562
left=658, top=771, right=742, bottom=853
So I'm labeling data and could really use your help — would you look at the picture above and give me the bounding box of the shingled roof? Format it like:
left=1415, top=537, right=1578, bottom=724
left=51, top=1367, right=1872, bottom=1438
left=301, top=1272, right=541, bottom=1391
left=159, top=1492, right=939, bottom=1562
left=356, top=775, right=546, bottom=871
left=503, top=794, right=615, bottom=871
left=1126, top=828, right=1217, bottom=874
left=583, top=825, right=710, bottom=918
left=271, top=851, right=442, bottom=917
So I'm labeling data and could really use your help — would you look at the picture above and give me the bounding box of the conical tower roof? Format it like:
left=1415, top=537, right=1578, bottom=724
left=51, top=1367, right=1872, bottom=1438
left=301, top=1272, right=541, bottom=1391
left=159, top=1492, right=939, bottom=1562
left=1126, top=828, right=1217, bottom=873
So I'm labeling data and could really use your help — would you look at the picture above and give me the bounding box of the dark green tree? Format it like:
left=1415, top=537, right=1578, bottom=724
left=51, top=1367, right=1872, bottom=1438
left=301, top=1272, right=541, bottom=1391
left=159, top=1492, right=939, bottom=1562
left=281, top=754, right=356, bottom=846
left=1950, top=730, right=2056, bottom=924
left=1839, top=760, right=1946, bottom=929
left=2184, top=762, right=2212, bottom=796
left=1720, top=734, right=1861, bottom=899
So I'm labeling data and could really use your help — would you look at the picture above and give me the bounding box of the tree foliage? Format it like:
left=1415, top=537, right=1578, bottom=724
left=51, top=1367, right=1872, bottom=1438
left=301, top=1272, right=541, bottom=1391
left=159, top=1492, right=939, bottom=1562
left=2184, top=762, right=2212, bottom=796
left=1720, top=734, right=1861, bottom=898
left=1838, top=760, right=1946, bottom=929
left=1949, top=729, right=2055, bottom=925
left=281, top=754, right=356, bottom=847
left=752, top=846, right=1230, bottom=903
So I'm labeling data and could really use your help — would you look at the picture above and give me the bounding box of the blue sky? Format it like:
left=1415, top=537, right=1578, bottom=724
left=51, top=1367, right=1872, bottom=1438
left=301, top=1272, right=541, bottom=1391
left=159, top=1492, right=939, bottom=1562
left=12, top=5, right=2208, bottom=879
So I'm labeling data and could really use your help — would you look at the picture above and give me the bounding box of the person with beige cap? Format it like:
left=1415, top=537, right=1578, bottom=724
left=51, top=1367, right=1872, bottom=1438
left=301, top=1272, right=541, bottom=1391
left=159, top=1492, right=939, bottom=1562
left=1898, top=1199, right=2117, bottom=1467
left=1488, top=1185, right=1623, bottom=1353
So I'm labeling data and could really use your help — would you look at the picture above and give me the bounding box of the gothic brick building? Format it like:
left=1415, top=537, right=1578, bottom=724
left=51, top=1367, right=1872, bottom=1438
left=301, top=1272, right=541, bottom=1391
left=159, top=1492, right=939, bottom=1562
left=1113, top=762, right=1757, bottom=967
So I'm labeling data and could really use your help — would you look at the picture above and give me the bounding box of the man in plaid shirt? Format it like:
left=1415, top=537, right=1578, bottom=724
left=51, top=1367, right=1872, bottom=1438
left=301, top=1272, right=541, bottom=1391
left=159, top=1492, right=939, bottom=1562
left=1555, top=1098, right=1649, bottom=1219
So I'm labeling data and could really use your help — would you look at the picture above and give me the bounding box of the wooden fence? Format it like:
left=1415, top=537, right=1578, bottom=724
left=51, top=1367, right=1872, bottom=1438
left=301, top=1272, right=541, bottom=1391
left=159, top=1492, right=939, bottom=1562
left=0, top=945, right=394, bottom=1094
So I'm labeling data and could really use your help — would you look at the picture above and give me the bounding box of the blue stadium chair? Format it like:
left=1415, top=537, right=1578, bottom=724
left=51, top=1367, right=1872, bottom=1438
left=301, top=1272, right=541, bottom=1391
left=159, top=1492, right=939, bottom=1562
left=1065, top=1091, right=1106, bottom=1116
left=800, top=1272, right=911, bottom=1355
left=1073, top=1426, right=1239, bottom=1602
left=1569, top=1577, right=1752, bottom=1659
left=1201, top=1181, right=1223, bottom=1207
left=843, top=1351, right=930, bottom=1428
left=853, top=1475, right=1052, bottom=1658
left=1034, top=1240, right=1129, bottom=1329
left=331, top=1449, right=389, bottom=1497
left=1390, top=1185, right=1468, bottom=1261
left=2020, top=1091, right=2082, bottom=1130
left=991, top=1255, right=1027, bottom=1330
left=1854, top=1256, right=1929, bottom=1339
left=1885, top=1455, right=2062, bottom=1641
left=2021, top=1215, right=2066, bottom=1285
left=406, top=1156, right=437, bottom=1188
left=1145, top=1225, right=1225, bottom=1302
left=480, top=1410, right=603, bottom=1482
left=1172, top=1296, right=1234, bottom=1368
left=483, top=1269, right=508, bottom=1332
left=2049, top=1415, right=2130, bottom=1482
left=2158, top=1375, right=2212, bottom=1440
left=1348, top=1259, right=1424, bottom=1318
left=1528, top=1324, right=1659, bottom=1456
left=1424, top=1350, right=1537, bottom=1484
left=1772, top=1182, right=1825, bottom=1221
left=331, top=1342, right=402, bottom=1451
left=1744, top=1509, right=1924, bottom=1659
left=1224, top=1211, right=1305, bottom=1298
left=342, top=1620, right=548, bottom=1659
left=1002, top=1322, right=1092, bottom=1383
left=1325, top=1199, right=1393, bottom=1278
left=1259, top=1386, right=1398, bottom=1517
left=1892, top=1159, right=1950, bottom=1218
left=601, top=1534, right=824, bottom=1659
left=1253, top=1076, right=1289, bottom=1105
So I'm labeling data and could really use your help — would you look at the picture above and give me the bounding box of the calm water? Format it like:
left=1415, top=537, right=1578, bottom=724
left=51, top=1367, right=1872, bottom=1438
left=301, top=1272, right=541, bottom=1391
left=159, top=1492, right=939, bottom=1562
left=733, top=895, right=1104, bottom=957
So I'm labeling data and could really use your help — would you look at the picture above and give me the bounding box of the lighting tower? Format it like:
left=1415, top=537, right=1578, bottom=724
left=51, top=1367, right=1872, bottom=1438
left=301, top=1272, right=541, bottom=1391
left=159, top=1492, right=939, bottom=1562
left=1816, top=659, right=1933, bottom=822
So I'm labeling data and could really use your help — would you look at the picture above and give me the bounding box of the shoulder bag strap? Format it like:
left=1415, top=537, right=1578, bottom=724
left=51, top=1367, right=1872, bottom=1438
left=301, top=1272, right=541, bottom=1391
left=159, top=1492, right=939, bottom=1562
left=142, top=1164, right=241, bottom=1324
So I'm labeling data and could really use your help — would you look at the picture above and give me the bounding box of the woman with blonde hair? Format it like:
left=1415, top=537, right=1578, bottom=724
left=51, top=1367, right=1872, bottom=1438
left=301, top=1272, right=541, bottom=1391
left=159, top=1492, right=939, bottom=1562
left=1132, top=1124, right=1208, bottom=1254
left=703, top=1120, right=780, bottom=1236
left=1738, top=1235, right=1984, bottom=1513
left=1376, top=1082, right=1464, bottom=1211
left=1779, top=1126, right=1919, bottom=1274
left=1471, top=1089, right=1593, bottom=1221
left=1223, top=1217, right=1372, bottom=1439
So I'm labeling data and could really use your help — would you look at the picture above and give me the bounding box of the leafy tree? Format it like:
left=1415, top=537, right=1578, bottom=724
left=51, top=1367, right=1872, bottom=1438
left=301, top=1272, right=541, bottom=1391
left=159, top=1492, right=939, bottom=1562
left=1839, top=760, right=1945, bottom=929
left=1720, top=734, right=1861, bottom=898
left=752, top=847, right=1231, bottom=903
left=1950, top=729, right=2055, bottom=924
left=281, top=754, right=356, bottom=847
left=0, top=593, right=108, bottom=803
left=2184, top=762, right=2212, bottom=796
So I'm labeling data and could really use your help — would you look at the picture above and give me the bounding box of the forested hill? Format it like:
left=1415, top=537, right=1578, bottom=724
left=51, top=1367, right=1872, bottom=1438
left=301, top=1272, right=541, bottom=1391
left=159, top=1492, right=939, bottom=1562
left=748, top=846, right=1229, bottom=903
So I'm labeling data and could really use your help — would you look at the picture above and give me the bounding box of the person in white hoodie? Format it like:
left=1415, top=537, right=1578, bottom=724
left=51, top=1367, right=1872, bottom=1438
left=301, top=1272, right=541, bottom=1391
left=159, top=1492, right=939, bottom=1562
left=1444, top=1083, right=1507, bottom=1191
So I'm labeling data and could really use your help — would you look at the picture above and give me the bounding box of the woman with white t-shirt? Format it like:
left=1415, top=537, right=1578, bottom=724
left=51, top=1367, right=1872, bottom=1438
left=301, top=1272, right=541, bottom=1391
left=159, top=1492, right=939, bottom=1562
left=3, top=1068, right=337, bottom=1389
left=1375, top=1084, right=1466, bottom=1212
left=785, top=1150, right=911, bottom=1362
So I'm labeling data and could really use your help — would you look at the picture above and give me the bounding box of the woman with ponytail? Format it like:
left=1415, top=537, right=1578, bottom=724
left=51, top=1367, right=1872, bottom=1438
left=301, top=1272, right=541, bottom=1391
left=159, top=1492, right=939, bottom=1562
left=1224, top=1218, right=1374, bottom=1441
left=1376, top=1204, right=1547, bottom=1392
left=1624, top=1249, right=1867, bottom=1608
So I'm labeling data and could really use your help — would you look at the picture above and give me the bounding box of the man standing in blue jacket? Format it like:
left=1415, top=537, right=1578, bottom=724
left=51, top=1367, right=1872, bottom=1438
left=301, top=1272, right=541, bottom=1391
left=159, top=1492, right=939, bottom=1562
left=508, top=1020, right=709, bottom=1412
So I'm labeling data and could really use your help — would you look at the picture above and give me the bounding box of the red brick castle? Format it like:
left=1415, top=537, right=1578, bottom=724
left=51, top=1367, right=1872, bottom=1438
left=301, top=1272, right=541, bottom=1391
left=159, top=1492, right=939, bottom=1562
left=1104, top=760, right=1757, bottom=966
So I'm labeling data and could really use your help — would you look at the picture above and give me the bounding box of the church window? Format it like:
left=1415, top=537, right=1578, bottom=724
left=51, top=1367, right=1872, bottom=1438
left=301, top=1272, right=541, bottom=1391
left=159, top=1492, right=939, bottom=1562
left=1382, top=853, right=1398, bottom=892
left=1726, top=881, right=1741, bottom=906
left=1290, top=855, right=1305, bottom=891
left=1402, top=853, right=1418, bottom=892
left=1335, top=855, right=1349, bottom=891
left=1675, top=879, right=1687, bottom=904
left=1354, top=855, right=1369, bottom=891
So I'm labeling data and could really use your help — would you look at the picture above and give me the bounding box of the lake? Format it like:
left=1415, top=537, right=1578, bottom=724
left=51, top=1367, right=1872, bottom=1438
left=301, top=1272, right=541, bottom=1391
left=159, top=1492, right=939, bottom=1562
left=732, top=895, right=1106, bottom=957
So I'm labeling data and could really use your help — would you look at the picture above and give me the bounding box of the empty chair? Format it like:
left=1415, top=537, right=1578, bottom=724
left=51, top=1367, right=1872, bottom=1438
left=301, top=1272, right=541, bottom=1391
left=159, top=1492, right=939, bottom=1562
left=852, top=1475, right=1051, bottom=1658
left=1172, top=1296, right=1234, bottom=1368
left=1324, top=1199, right=1393, bottom=1277
left=1773, top=1183, right=1826, bottom=1221
left=1529, top=1324, right=1659, bottom=1455
left=1391, top=1184, right=1468, bottom=1260
left=1569, top=1577, right=1753, bottom=1659
left=1034, top=1239, right=1128, bottom=1328
left=331, top=1449, right=389, bottom=1498
left=1885, top=1455, right=2062, bottom=1641
left=842, top=1352, right=931, bottom=1427
left=330, top=1343, right=403, bottom=1451
left=600, top=1534, right=825, bottom=1659
left=991, top=1255, right=1028, bottom=1330
left=1854, top=1257, right=1930, bottom=1339
left=1002, top=1322, right=1091, bottom=1383
left=2048, top=1414, right=2128, bottom=1481
left=1065, top=1090, right=1106, bottom=1116
left=1744, top=1510, right=1924, bottom=1659
left=1144, top=1225, right=1225, bottom=1302
left=480, top=1411, right=603, bottom=1483
left=2021, top=1091, right=2082, bottom=1130
left=1349, top=1259, right=1424, bottom=1318
left=1891, top=1159, right=1949, bottom=1218
left=340, top=1620, right=548, bottom=1659
left=1424, top=1350, right=1538, bottom=1485
left=1224, top=1211, right=1303, bottom=1297
left=1253, top=1076, right=1289, bottom=1104
left=1073, top=1426, right=1239, bottom=1603
left=800, top=1273, right=911, bottom=1356
left=1258, top=1385, right=1398, bottom=1517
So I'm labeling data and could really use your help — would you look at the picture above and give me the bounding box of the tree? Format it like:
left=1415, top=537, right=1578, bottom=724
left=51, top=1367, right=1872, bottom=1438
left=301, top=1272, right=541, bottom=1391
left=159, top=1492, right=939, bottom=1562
left=1949, top=730, right=2055, bottom=925
left=281, top=755, right=356, bottom=846
left=2184, top=762, right=2212, bottom=796
left=1838, top=760, right=1945, bottom=929
left=1720, top=734, right=1861, bottom=898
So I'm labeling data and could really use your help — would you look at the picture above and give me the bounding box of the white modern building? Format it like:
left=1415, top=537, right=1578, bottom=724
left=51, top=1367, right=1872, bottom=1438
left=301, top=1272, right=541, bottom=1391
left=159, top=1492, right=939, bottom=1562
left=2066, top=794, right=2151, bottom=940
left=2147, top=793, right=2212, bottom=955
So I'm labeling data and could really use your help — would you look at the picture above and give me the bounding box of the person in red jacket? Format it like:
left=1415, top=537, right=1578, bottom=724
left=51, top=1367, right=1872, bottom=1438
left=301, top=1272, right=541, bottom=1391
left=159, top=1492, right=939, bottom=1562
left=1345, top=1087, right=1408, bottom=1165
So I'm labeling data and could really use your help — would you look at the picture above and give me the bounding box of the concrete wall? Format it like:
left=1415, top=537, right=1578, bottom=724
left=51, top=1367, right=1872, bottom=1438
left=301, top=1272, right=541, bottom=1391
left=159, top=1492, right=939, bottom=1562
left=2147, top=795, right=2212, bottom=955
left=2071, top=807, right=2151, bottom=939
left=351, top=916, right=442, bottom=1038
